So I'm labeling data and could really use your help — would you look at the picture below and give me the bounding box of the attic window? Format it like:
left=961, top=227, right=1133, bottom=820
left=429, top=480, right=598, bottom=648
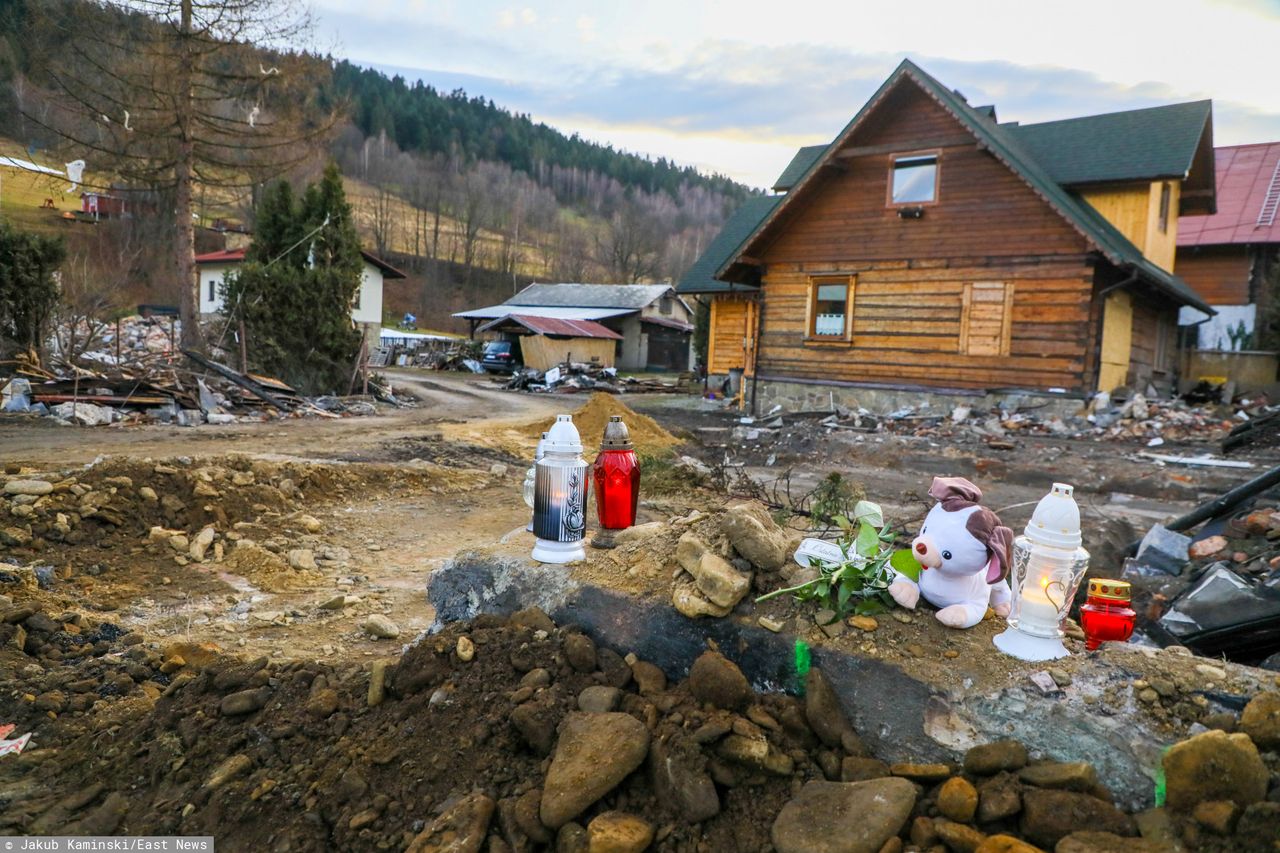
left=890, top=154, right=938, bottom=205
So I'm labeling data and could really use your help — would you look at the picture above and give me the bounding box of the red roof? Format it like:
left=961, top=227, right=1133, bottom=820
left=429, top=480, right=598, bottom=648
left=477, top=314, right=623, bottom=340
left=1179, top=142, right=1280, bottom=247
left=193, top=246, right=405, bottom=278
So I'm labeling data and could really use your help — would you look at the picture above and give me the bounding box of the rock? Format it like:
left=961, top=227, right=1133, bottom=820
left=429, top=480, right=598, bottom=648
left=890, top=763, right=952, bottom=783
left=612, top=521, right=665, bottom=545
left=977, top=772, right=1023, bottom=823
left=1054, top=831, right=1163, bottom=853
left=1162, top=730, right=1268, bottom=811
left=564, top=634, right=597, bottom=673
left=514, top=788, right=551, bottom=845
left=631, top=661, right=666, bottom=695
left=220, top=687, right=270, bottom=716
left=306, top=688, right=339, bottom=719
left=1132, top=807, right=1177, bottom=849
left=298, top=514, right=323, bottom=533
left=675, top=532, right=708, bottom=574
left=973, top=836, right=1044, bottom=853
left=556, top=822, right=589, bottom=853
left=540, top=712, right=651, bottom=829
left=721, top=502, right=789, bottom=570
left=585, top=811, right=653, bottom=853
left=649, top=737, right=719, bottom=822
left=848, top=615, right=878, bottom=631
left=1191, top=799, right=1240, bottom=834
left=4, top=479, right=52, bottom=496
left=1234, top=803, right=1280, bottom=851
left=672, top=578, right=731, bottom=619
left=368, top=660, right=388, bottom=707
left=287, top=549, right=317, bottom=571
left=965, top=740, right=1029, bottom=775
left=578, top=685, right=623, bottom=713
left=405, top=791, right=495, bottom=853
left=717, top=734, right=793, bottom=776
left=688, top=552, right=751, bottom=609
left=1188, top=535, right=1229, bottom=559
left=938, top=776, right=979, bottom=823
left=934, top=819, right=985, bottom=853
left=687, top=651, right=752, bottom=712
left=758, top=616, right=785, bottom=632
left=840, top=757, right=889, bottom=782
left=189, top=526, right=216, bottom=561
left=456, top=636, right=475, bottom=662
left=318, top=594, right=356, bottom=610
left=203, top=754, right=253, bottom=789
left=168, top=534, right=189, bottom=552
left=1019, top=790, right=1135, bottom=849
left=363, top=615, right=400, bottom=639
left=771, top=778, right=917, bottom=853
left=1239, top=691, right=1280, bottom=750
left=1017, top=762, right=1099, bottom=793
left=805, top=666, right=853, bottom=748
left=511, top=699, right=561, bottom=756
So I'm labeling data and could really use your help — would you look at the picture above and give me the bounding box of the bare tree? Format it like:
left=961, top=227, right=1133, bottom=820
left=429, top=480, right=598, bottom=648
left=53, top=222, right=141, bottom=364
left=24, top=0, right=337, bottom=350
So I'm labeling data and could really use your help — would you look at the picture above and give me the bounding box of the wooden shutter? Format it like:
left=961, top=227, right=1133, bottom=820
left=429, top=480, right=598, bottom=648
left=959, top=282, right=1013, bottom=357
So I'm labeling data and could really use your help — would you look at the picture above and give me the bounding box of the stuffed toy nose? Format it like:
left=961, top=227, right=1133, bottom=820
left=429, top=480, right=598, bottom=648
left=912, top=536, right=941, bottom=569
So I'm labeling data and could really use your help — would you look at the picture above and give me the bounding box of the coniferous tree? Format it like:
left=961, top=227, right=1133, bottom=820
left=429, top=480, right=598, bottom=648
left=0, top=221, right=65, bottom=359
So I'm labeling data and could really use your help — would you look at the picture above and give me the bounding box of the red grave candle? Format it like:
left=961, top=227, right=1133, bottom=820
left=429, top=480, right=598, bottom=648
left=1079, top=578, right=1136, bottom=651
left=592, top=416, right=640, bottom=530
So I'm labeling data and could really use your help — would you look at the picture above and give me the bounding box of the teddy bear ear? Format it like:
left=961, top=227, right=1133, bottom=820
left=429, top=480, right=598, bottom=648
left=928, top=476, right=983, bottom=504
left=985, top=525, right=1015, bottom=584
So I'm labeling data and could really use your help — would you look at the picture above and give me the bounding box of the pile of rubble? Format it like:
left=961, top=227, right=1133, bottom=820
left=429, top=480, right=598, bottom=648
left=3, top=599, right=1276, bottom=850
left=500, top=362, right=685, bottom=395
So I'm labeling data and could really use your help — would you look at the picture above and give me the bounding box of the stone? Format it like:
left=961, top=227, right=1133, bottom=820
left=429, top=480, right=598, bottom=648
left=220, top=687, right=270, bottom=716
left=405, top=791, right=495, bottom=853
left=189, top=526, right=216, bottom=561
left=840, top=757, right=890, bottom=782
left=287, top=549, right=317, bottom=571
left=938, top=776, right=979, bottom=823
left=4, top=479, right=52, bottom=496
left=1161, top=730, right=1268, bottom=811
left=556, top=822, right=588, bottom=853
left=298, top=514, right=323, bottom=533
left=758, top=616, right=786, bottom=632
left=687, top=651, right=752, bottom=712
left=688, top=552, right=751, bottom=609
left=137, top=486, right=158, bottom=502
left=540, top=712, right=651, bottom=828
left=578, top=685, right=622, bottom=713
left=363, top=615, right=400, bottom=639
left=671, top=578, right=731, bottom=619
left=849, top=615, right=878, bottom=631
left=564, top=634, right=597, bottom=673
left=649, top=737, right=719, bottom=823
left=612, top=522, right=665, bottom=545
left=456, top=636, right=476, bottom=662
left=1188, top=535, right=1228, bottom=559
left=721, top=502, right=789, bottom=570
left=933, top=819, right=985, bottom=853
left=890, top=763, right=952, bottom=783
left=1234, top=803, right=1280, bottom=851
left=513, top=789, right=551, bottom=845
left=1132, top=807, right=1178, bottom=849
left=511, top=699, right=561, bottom=756
left=168, top=534, right=189, bottom=552
left=631, top=661, right=666, bottom=695
left=675, top=532, right=708, bottom=574
left=319, top=595, right=357, bottom=610
left=1016, top=762, right=1099, bottom=793
left=368, top=661, right=388, bottom=707
left=585, top=811, right=653, bottom=853
left=965, top=741, right=1029, bottom=775
left=805, top=666, right=854, bottom=748
left=1238, top=691, right=1280, bottom=750
left=1191, top=799, right=1240, bottom=834
left=977, top=772, right=1023, bottom=823
left=1019, top=789, right=1135, bottom=849
left=306, top=688, right=339, bottom=719
left=717, top=734, right=793, bottom=776
left=770, top=778, right=917, bottom=853
left=203, top=754, right=253, bottom=789
left=1054, top=831, right=1163, bottom=853
left=973, top=836, right=1043, bottom=853
left=1133, top=524, right=1191, bottom=574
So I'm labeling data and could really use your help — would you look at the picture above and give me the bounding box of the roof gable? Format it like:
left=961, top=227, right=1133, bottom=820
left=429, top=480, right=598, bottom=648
left=722, top=59, right=1212, bottom=313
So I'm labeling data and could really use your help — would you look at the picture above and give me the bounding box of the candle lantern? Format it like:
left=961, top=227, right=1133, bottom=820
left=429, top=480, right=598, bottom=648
left=994, top=482, right=1090, bottom=661
left=1079, top=579, right=1136, bottom=650
left=524, top=431, right=549, bottom=532
left=531, top=415, right=589, bottom=564
left=590, top=416, right=641, bottom=549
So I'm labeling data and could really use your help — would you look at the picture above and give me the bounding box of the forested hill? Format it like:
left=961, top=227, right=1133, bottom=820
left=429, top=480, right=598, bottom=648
left=331, top=61, right=752, bottom=203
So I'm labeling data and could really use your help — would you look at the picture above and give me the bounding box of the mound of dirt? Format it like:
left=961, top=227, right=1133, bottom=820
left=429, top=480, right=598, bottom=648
left=522, top=393, right=679, bottom=458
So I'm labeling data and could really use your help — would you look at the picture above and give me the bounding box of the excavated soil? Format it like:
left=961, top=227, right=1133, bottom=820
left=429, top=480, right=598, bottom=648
left=519, top=394, right=681, bottom=458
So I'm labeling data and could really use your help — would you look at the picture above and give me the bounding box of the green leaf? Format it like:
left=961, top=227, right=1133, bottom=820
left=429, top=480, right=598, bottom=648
left=852, top=500, right=884, bottom=529
left=854, top=598, right=888, bottom=615
left=854, top=521, right=880, bottom=558
left=836, top=582, right=852, bottom=611
left=834, top=515, right=852, bottom=531
left=890, top=549, right=922, bottom=582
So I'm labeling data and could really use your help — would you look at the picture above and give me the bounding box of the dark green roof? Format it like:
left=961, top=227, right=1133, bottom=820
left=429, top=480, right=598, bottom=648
left=676, top=195, right=780, bottom=294
left=700, top=59, right=1212, bottom=314
left=1003, top=100, right=1212, bottom=186
left=772, top=145, right=827, bottom=191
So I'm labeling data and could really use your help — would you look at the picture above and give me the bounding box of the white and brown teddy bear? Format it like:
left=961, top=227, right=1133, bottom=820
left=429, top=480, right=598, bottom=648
left=889, top=476, right=1014, bottom=629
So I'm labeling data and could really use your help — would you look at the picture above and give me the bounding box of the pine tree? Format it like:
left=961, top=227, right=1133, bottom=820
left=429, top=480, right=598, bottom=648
left=0, top=221, right=65, bottom=359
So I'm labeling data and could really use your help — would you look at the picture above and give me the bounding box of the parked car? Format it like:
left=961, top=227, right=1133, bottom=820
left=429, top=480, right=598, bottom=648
left=481, top=340, right=523, bottom=373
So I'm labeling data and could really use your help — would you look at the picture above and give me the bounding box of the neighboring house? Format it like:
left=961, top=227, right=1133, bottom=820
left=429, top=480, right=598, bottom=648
left=455, top=283, right=695, bottom=371
left=194, top=247, right=407, bottom=345
left=1176, top=142, right=1280, bottom=352
left=678, top=59, right=1216, bottom=409
left=476, top=315, right=623, bottom=371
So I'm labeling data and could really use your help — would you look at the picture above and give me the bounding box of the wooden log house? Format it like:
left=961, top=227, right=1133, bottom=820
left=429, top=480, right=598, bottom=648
left=679, top=60, right=1217, bottom=406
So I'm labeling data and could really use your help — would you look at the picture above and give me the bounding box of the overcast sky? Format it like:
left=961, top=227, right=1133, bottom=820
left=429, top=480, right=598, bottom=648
left=310, top=0, right=1280, bottom=188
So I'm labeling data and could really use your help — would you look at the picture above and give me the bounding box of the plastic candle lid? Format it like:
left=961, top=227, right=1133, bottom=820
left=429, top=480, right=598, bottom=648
left=542, top=415, right=583, bottom=454
left=1024, top=482, right=1082, bottom=549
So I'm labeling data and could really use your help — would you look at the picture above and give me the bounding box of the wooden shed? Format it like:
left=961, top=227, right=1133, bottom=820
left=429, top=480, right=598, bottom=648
left=476, top=314, right=622, bottom=371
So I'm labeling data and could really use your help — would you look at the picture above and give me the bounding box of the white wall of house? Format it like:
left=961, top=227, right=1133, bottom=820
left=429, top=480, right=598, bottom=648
left=198, top=259, right=384, bottom=325
left=199, top=263, right=234, bottom=316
